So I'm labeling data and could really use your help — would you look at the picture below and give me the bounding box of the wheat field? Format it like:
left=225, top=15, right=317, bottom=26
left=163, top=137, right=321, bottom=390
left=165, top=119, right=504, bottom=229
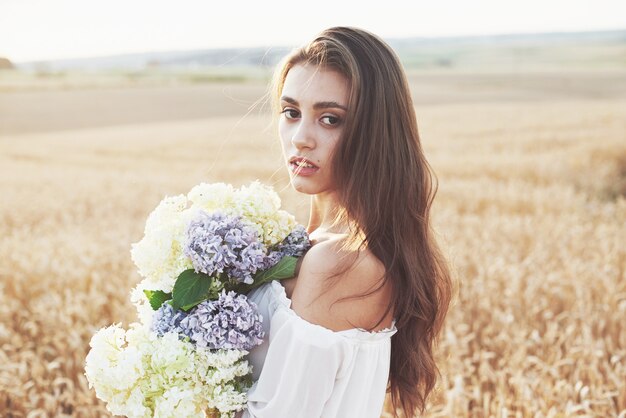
left=0, top=72, right=624, bottom=417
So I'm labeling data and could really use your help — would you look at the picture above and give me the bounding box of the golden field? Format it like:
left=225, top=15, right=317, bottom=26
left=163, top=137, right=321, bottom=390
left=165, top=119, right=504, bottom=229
left=0, top=70, right=625, bottom=417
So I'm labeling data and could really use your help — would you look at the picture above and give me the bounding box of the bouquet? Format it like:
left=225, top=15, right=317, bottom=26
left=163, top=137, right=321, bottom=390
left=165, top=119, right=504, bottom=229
left=85, top=182, right=310, bottom=417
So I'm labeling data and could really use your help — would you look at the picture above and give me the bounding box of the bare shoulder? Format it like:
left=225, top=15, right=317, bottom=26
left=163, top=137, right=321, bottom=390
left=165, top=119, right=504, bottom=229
left=290, top=237, right=394, bottom=332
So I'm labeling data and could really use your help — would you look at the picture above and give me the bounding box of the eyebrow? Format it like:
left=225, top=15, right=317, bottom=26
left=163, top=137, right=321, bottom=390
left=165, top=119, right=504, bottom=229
left=280, top=95, right=348, bottom=111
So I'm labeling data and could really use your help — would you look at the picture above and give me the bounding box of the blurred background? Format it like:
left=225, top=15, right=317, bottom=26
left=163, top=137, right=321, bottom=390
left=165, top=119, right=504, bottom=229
left=1, top=1, right=625, bottom=417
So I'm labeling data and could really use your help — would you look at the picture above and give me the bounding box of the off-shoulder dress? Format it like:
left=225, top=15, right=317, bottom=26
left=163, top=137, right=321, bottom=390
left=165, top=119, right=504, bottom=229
left=241, top=280, right=397, bottom=418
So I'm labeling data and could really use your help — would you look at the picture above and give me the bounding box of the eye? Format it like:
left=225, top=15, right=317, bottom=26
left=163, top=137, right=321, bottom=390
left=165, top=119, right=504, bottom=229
left=321, top=115, right=340, bottom=126
left=280, top=108, right=300, bottom=119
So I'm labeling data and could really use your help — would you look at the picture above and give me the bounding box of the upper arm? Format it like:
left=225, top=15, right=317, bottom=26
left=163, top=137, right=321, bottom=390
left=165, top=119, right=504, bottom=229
left=243, top=308, right=350, bottom=417
left=290, top=240, right=393, bottom=332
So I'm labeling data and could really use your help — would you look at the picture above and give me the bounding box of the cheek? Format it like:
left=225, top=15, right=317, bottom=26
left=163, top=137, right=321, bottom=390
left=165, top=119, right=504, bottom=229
left=322, top=132, right=341, bottom=158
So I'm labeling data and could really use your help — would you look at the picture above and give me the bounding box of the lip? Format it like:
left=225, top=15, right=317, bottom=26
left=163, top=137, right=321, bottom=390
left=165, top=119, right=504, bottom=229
left=288, top=156, right=319, bottom=176
left=289, top=156, right=318, bottom=167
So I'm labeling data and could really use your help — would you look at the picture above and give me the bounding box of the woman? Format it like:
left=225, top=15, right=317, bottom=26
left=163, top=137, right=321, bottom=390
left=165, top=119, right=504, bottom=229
left=237, top=26, right=452, bottom=418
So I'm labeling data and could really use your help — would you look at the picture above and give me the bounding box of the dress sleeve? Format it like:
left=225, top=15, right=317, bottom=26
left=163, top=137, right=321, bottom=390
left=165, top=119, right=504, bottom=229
left=241, top=309, right=353, bottom=418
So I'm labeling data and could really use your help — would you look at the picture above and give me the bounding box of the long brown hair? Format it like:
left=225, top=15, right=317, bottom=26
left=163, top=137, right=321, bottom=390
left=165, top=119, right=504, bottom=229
left=270, top=27, right=453, bottom=417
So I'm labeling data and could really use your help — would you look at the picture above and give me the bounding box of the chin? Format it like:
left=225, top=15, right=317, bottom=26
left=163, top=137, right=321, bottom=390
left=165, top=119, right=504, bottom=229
left=290, top=177, right=332, bottom=195
left=290, top=180, right=317, bottom=195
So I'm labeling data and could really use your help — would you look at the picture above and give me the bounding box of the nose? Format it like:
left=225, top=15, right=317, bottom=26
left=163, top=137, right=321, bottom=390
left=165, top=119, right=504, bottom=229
left=291, top=119, right=316, bottom=150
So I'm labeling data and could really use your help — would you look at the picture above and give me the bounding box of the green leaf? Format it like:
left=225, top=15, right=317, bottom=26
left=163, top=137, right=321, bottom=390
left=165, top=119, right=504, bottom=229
left=230, top=256, right=300, bottom=294
left=253, top=256, right=298, bottom=286
left=171, top=269, right=213, bottom=311
left=143, top=289, right=172, bottom=310
left=260, top=256, right=298, bottom=280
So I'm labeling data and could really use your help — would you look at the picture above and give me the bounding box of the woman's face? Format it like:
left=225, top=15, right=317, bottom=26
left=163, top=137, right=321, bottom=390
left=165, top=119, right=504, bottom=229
left=278, top=64, right=349, bottom=195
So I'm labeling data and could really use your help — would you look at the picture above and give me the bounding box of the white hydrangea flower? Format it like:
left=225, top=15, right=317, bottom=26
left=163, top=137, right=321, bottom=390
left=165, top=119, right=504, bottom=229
left=129, top=280, right=156, bottom=328
left=231, top=181, right=296, bottom=246
left=188, top=182, right=236, bottom=212
left=154, top=386, right=203, bottom=418
left=205, top=361, right=253, bottom=387
left=208, top=383, right=248, bottom=414
left=130, top=194, right=194, bottom=293
left=110, top=386, right=148, bottom=418
left=85, top=325, right=147, bottom=417
left=85, top=323, right=252, bottom=417
left=198, top=348, right=248, bottom=370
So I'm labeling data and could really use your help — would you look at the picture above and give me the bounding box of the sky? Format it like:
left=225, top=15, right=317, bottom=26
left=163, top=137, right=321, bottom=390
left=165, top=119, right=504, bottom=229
left=1, top=0, right=625, bottom=63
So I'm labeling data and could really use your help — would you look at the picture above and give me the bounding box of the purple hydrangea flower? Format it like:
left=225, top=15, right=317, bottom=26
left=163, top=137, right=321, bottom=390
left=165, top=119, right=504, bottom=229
left=276, top=225, right=311, bottom=258
left=264, top=224, right=311, bottom=269
left=179, top=290, right=264, bottom=350
left=184, top=211, right=267, bottom=284
left=151, top=303, right=190, bottom=337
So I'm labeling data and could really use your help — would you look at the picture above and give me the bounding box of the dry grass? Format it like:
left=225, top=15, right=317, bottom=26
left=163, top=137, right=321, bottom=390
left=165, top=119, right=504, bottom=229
left=0, top=80, right=624, bottom=417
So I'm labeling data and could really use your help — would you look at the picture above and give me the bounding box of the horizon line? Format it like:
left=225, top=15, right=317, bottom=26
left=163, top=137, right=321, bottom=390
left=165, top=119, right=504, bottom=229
left=7, top=26, right=625, bottom=65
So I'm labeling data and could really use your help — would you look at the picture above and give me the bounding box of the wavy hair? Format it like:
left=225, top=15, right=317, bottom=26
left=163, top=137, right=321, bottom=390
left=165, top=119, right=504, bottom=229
left=269, top=26, right=453, bottom=416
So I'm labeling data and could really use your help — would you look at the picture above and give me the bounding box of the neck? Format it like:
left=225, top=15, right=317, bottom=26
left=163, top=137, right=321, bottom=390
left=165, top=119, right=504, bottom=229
left=307, top=191, right=349, bottom=235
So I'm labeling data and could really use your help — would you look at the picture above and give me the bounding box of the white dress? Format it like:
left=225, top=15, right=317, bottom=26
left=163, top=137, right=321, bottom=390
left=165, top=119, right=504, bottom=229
left=241, top=280, right=398, bottom=418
